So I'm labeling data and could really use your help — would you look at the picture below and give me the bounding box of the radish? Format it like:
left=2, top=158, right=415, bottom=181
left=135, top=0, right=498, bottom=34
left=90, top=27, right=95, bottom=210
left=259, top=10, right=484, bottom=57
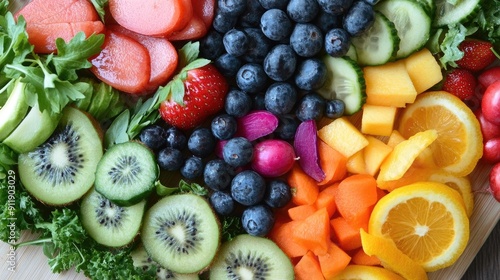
left=251, top=139, right=296, bottom=177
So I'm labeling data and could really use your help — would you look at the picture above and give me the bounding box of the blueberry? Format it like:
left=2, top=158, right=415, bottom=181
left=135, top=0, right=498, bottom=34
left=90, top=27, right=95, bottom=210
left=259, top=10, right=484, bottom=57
left=260, top=9, right=292, bottom=41
left=258, top=0, right=288, bottom=9
left=188, top=127, right=216, bottom=158
left=215, top=53, right=243, bottom=77
left=242, top=28, right=272, bottom=63
left=165, top=126, right=187, bottom=150
left=224, top=89, right=252, bottom=117
left=343, top=0, right=375, bottom=37
left=210, top=191, right=236, bottom=216
left=325, top=99, right=345, bottom=119
left=294, top=58, right=328, bottom=91
left=314, top=10, right=341, bottom=33
left=290, top=23, right=324, bottom=57
left=317, top=0, right=354, bottom=15
left=180, top=155, right=204, bottom=179
left=263, top=44, right=297, bottom=82
left=204, top=159, right=234, bottom=191
left=264, top=179, right=292, bottom=208
left=200, top=29, right=225, bottom=61
left=138, top=125, right=167, bottom=151
left=157, top=147, right=184, bottom=171
left=252, top=93, right=267, bottom=110
left=223, top=29, right=250, bottom=57
left=240, top=0, right=266, bottom=27
left=325, top=28, right=351, bottom=57
left=218, top=0, right=247, bottom=16
left=223, top=137, right=254, bottom=167
left=275, top=114, right=299, bottom=140
left=236, top=63, right=268, bottom=93
left=241, top=204, right=275, bottom=236
left=213, top=11, right=238, bottom=33
left=212, top=114, right=238, bottom=140
left=295, top=92, right=326, bottom=121
left=286, top=0, right=320, bottom=23
left=264, top=82, right=298, bottom=115
left=231, top=170, right=266, bottom=206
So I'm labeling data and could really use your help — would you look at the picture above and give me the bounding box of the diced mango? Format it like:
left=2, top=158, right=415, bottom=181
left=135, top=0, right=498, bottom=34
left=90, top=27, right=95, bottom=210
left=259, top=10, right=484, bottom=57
left=386, top=130, right=406, bottom=148
left=404, top=48, right=443, bottom=94
left=318, top=117, right=369, bottom=158
left=386, top=130, right=436, bottom=168
left=364, top=136, right=393, bottom=176
left=364, top=60, right=417, bottom=107
left=346, top=150, right=366, bottom=175
left=361, top=104, right=398, bottom=137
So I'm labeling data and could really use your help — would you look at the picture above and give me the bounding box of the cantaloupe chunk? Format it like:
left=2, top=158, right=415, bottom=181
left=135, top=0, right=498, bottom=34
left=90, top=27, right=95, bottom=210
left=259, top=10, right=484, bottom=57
left=318, top=117, right=369, bottom=158
left=364, top=136, right=393, bottom=176
left=404, top=48, right=443, bottom=94
left=386, top=130, right=406, bottom=148
left=364, top=60, right=417, bottom=107
left=361, top=104, right=398, bottom=137
left=346, top=150, right=367, bottom=175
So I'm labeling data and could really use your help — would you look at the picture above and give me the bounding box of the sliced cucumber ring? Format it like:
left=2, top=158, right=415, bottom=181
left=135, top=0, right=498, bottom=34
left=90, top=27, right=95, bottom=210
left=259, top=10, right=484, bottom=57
left=433, top=0, right=481, bottom=27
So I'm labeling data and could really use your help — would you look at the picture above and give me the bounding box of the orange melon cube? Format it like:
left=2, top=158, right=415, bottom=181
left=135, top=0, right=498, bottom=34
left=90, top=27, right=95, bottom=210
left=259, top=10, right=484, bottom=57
left=364, top=136, right=393, bottom=176
left=404, top=48, right=443, bottom=94
left=346, top=150, right=367, bottom=175
left=318, top=117, right=369, bottom=158
left=361, top=104, right=398, bottom=137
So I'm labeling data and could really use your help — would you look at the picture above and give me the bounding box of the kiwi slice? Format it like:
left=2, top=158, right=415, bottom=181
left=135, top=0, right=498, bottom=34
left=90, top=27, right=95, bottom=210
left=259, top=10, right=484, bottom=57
left=18, top=106, right=102, bottom=205
left=131, top=244, right=200, bottom=280
left=141, top=193, right=221, bottom=274
left=209, top=234, right=295, bottom=279
left=95, top=141, right=158, bottom=206
left=80, top=187, right=146, bottom=247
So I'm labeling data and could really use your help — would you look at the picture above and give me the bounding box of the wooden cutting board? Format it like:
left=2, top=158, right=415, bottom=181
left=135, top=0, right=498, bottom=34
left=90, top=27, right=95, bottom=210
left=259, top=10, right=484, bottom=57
left=1, top=0, right=499, bottom=279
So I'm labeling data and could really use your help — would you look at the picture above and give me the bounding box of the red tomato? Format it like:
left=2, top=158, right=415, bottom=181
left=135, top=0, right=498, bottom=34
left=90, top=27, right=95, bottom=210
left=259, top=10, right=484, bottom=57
left=481, top=80, right=500, bottom=125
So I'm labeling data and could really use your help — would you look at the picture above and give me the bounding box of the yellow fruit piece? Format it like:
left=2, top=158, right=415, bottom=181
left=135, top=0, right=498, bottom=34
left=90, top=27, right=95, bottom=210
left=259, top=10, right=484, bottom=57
left=404, top=48, right=443, bottom=94
left=428, top=171, right=474, bottom=217
left=346, top=150, right=367, bottom=175
left=364, top=60, right=417, bottom=107
left=318, top=117, right=369, bottom=158
left=361, top=104, right=398, bottom=137
left=377, top=129, right=438, bottom=182
left=364, top=136, right=392, bottom=176
left=368, top=182, right=469, bottom=272
left=360, top=229, right=428, bottom=280
left=331, top=264, right=405, bottom=280
left=398, top=91, right=483, bottom=176
left=377, top=165, right=434, bottom=192
left=385, top=130, right=436, bottom=169
left=386, top=130, right=406, bottom=148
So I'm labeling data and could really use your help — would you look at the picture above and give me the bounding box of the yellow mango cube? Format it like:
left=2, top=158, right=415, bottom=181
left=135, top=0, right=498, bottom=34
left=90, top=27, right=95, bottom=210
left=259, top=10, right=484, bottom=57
left=346, top=150, right=366, bottom=174
left=361, top=104, right=398, bottom=137
left=364, top=60, right=417, bottom=107
left=404, top=48, right=443, bottom=94
left=318, top=117, right=369, bottom=158
left=364, top=136, right=393, bottom=176
left=386, top=130, right=406, bottom=148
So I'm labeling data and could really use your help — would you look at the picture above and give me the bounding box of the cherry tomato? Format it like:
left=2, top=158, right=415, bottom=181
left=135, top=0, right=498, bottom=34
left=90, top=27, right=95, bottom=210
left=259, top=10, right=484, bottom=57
left=481, top=80, right=500, bottom=125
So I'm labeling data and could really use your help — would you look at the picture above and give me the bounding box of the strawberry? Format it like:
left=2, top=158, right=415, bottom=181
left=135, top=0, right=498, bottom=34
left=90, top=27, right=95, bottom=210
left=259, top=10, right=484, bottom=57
left=442, top=68, right=477, bottom=100
left=158, top=42, right=228, bottom=130
left=456, top=39, right=497, bottom=72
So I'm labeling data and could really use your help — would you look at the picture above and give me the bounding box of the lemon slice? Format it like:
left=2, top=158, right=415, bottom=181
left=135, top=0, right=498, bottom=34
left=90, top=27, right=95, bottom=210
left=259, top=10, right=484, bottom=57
left=360, top=229, right=428, bottom=280
left=368, top=182, right=469, bottom=272
left=377, top=129, right=438, bottom=182
left=332, top=264, right=406, bottom=280
left=398, top=91, right=483, bottom=176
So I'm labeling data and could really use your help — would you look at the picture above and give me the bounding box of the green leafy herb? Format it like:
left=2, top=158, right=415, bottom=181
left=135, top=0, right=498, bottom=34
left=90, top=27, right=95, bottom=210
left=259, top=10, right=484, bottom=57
left=90, top=0, right=109, bottom=23
left=221, top=216, right=246, bottom=242
left=104, top=41, right=210, bottom=148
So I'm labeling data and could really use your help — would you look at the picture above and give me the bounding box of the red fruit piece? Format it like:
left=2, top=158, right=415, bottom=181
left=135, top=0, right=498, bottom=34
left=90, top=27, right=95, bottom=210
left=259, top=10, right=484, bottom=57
left=483, top=138, right=500, bottom=164
left=15, top=0, right=99, bottom=23
left=442, top=68, right=477, bottom=100
left=90, top=30, right=151, bottom=95
left=475, top=109, right=500, bottom=141
left=456, top=39, right=497, bottom=72
left=489, top=163, right=500, bottom=202
left=159, top=64, right=229, bottom=130
left=478, top=66, right=500, bottom=90
left=481, top=80, right=500, bottom=126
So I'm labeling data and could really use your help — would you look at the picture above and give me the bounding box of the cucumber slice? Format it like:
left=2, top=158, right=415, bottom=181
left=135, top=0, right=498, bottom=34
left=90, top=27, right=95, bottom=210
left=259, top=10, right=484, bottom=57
left=95, top=141, right=159, bottom=206
left=375, top=0, right=431, bottom=59
left=433, top=0, right=481, bottom=27
left=351, top=11, right=400, bottom=66
left=318, top=56, right=366, bottom=115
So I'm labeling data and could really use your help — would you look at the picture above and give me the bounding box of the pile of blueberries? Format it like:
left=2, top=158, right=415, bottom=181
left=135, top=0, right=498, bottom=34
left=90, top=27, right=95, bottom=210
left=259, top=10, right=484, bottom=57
left=201, top=0, right=375, bottom=117
left=138, top=114, right=293, bottom=236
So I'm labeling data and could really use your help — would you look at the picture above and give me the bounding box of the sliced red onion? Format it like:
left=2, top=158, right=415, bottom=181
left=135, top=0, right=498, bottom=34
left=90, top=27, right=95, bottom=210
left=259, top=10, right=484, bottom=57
left=236, top=110, right=279, bottom=141
left=294, top=120, right=325, bottom=182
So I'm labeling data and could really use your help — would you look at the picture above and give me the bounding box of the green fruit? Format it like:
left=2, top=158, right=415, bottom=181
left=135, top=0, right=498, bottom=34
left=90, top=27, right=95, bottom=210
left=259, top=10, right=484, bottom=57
left=0, top=79, right=29, bottom=141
